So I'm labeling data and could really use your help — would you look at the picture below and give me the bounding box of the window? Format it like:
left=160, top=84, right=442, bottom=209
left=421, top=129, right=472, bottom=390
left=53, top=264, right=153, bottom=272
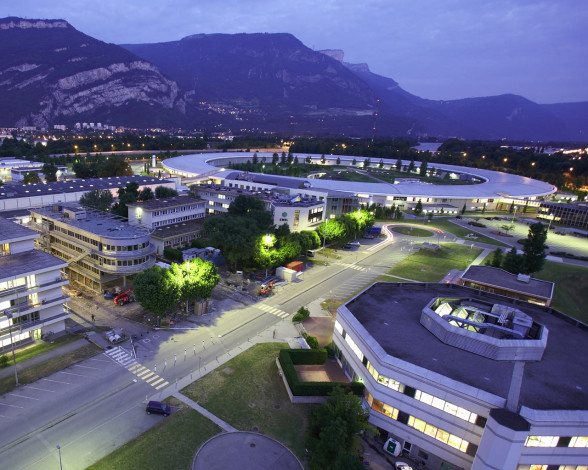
left=569, top=436, right=588, bottom=448
left=525, top=436, right=559, bottom=447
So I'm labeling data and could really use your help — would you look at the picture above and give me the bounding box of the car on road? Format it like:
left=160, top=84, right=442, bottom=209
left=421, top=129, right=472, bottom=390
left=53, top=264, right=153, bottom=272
left=455, top=215, right=462, bottom=219
left=146, top=400, right=171, bottom=416
left=394, top=462, right=413, bottom=470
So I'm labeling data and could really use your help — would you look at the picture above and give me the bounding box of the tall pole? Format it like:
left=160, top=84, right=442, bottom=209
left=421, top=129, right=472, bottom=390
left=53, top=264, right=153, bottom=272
left=322, top=217, right=329, bottom=254
left=57, top=445, right=63, bottom=470
left=6, top=313, right=18, bottom=385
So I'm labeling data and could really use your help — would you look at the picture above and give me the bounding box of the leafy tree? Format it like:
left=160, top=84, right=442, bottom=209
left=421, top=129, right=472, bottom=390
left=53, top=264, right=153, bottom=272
left=395, top=206, right=402, bottom=219
left=306, top=156, right=312, bottom=164
left=486, top=248, right=504, bottom=268
left=509, top=201, right=515, bottom=214
left=189, top=186, right=200, bottom=198
left=408, top=160, right=415, bottom=173
left=287, top=153, right=294, bottom=165
left=294, top=156, right=299, bottom=165
left=461, top=203, right=466, bottom=214
left=79, top=189, right=114, bottom=211
left=378, top=159, right=384, bottom=168
left=321, top=154, right=326, bottom=164
left=352, top=158, right=357, bottom=166
left=170, top=258, right=219, bottom=312
left=336, top=157, right=341, bottom=165
left=419, top=160, right=428, bottom=176
left=292, top=306, right=310, bottom=322
left=163, top=247, right=183, bottom=263
left=111, top=182, right=140, bottom=218
left=139, top=187, right=154, bottom=201
left=415, top=200, right=423, bottom=215
left=500, top=224, right=514, bottom=235
left=205, top=216, right=257, bottom=269
left=396, top=158, right=402, bottom=171
left=252, top=153, right=258, bottom=164
left=23, top=172, right=41, bottom=184
left=155, top=186, right=179, bottom=198
left=133, top=266, right=179, bottom=317
left=272, top=153, right=279, bottom=165
left=363, top=158, right=371, bottom=168
left=522, top=222, right=548, bottom=273
left=307, top=387, right=374, bottom=470
left=304, top=333, right=320, bottom=349
left=317, top=218, right=346, bottom=242
left=502, top=247, right=524, bottom=274
left=42, top=162, right=58, bottom=182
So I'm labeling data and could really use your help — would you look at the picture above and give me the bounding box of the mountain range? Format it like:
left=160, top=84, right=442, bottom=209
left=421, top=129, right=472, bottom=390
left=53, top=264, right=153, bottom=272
left=1, top=17, right=586, bottom=142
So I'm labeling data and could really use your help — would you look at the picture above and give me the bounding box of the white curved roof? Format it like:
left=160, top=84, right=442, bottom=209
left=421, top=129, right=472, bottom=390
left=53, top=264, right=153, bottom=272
left=162, top=152, right=556, bottom=200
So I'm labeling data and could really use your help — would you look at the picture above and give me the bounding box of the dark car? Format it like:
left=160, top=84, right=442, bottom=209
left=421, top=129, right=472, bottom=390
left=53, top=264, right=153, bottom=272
left=146, top=400, right=171, bottom=416
left=455, top=215, right=462, bottom=219
left=342, top=244, right=354, bottom=250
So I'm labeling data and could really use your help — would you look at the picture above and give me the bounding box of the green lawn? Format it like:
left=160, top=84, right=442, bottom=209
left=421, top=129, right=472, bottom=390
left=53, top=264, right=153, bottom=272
left=9, top=335, right=79, bottom=364
left=88, top=406, right=220, bottom=470
left=386, top=243, right=482, bottom=282
left=407, top=218, right=511, bottom=247
left=182, top=342, right=314, bottom=462
left=391, top=226, right=433, bottom=237
left=319, top=170, right=375, bottom=183
left=535, top=261, right=588, bottom=323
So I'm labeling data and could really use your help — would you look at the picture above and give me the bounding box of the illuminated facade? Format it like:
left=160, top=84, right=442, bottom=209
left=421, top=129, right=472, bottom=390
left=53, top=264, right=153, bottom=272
left=334, top=282, right=588, bottom=470
left=0, top=217, right=70, bottom=351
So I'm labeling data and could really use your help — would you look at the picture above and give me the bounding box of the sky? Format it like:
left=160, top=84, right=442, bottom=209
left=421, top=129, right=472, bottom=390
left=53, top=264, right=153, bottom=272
left=2, top=0, right=588, bottom=104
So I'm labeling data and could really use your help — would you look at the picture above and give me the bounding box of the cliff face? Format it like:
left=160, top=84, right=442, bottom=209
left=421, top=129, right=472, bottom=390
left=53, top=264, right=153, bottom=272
left=0, top=18, right=185, bottom=127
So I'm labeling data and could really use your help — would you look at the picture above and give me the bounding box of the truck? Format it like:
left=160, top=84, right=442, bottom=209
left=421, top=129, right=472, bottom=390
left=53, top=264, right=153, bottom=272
left=259, top=277, right=277, bottom=296
left=113, top=287, right=134, bottom=306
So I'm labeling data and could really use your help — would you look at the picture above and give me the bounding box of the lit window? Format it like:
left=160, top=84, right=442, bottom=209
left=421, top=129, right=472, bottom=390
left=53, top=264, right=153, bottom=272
left=525, top=436, right=559, bottom=447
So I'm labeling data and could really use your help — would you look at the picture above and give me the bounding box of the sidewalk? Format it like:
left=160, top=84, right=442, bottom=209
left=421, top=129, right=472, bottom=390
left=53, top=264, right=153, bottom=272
left=0, top=337, right=90, bottom=380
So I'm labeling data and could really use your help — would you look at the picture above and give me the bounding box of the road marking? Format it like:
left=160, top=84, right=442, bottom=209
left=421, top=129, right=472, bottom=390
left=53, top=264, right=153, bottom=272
left=73, top=364, right=99, bottom=370
left=58, top=371, right=88, bottom=377
left=0, top=402, right=23, bottom=409
left=8, top=393, right=40, bottom=401
left=25, top=386, right=55, bottom=393
left=257, top=304, right=289, bottom=318
left=42, top=378, right=71, bottom=385
left=105, top=347, right=169, bottom=390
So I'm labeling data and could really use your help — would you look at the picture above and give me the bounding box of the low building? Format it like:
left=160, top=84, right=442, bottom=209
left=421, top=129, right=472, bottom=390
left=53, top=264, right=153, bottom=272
left=458, top=266, right=554, bottom=307
left=28, top=203, right=155, bottom=292
left=0, top=217, right=70, bottom=351
left=11, top=165, right=67, bottom=182
left=149, top=219, right=206, bottom=255
left=127, top=196, right=205, bottom=228
left=271, top=194, right=325, bottom=232
left=537, top=201, right=588, bottom=230
left=334, top=282, right=588, bottom=470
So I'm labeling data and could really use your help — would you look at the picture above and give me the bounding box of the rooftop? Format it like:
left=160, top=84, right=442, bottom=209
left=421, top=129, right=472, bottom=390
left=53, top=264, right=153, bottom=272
left=127, top=196, right=204, bottom=211
left=0, top=248, right=67, bottom=280
left=344, top=282, right=588, bottom=410
left=0, top=216, right=37, bottom=242
left=0, top=176, right=172, bottom=200
left=150, top=218, right=206, bottom=240
left=460, top=265, right=554, bottom=300
left=30, top=203, right=152, bottom=239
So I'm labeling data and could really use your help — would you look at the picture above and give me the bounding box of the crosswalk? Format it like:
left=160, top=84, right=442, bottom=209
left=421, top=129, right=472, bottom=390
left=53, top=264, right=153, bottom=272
left=104, top=347, right=169, bottom=390
left=335, top=262, right=367, bottom=272
left=257, top=303, right=289, bottom=319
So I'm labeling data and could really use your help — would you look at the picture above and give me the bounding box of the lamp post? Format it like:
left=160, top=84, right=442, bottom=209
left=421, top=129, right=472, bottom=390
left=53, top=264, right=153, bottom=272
left=6, top=312, right=18, bottom=386
left=56, top=445, right=62, bottom=470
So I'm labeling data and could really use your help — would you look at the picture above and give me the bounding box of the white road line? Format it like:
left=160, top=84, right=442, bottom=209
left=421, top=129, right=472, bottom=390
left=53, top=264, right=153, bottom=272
left=8, top=393, right=40, bottom=401
left=58, top=371, right=87, bottom=377
left=25, top=386, right=55, bottom=393
left=139, top=371, right=154, bottom=380
left=73, top=364, right=99, bottom=370
left=0, top=402, right=23, bottom=409
left=42, top=378, right=70, bottom=385
left=155, top=381, right=169, bottom=390
left=150, top=377, right=164, bottom=386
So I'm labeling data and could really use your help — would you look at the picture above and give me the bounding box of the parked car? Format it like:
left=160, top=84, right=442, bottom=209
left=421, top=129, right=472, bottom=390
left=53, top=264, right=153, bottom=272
left=349, top=241, right=361, bottom=247
left=146, top=400, right=171, bottom=416
left=455, top=215, right=462, bottom=219
left=342, top=244, right=354, bottom=250
left=394, top=462, right=413, bottom=470
left=362, top=233, right=375, bottom=239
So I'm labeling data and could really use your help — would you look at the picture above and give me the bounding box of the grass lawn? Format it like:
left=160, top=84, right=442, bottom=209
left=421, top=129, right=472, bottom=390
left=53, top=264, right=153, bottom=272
left=182, top=342, right=314, bottom=463
left=319, top=171, right=374, bottom=183
left=535, top=261, right=588, bottom=323
left=387, top=243, right=482, bottom=282
left=391, top=226, right=433, bottom=237
left=88, top=406, right=221, bottom=470
left=10, top=334, right=80, bottom=364
left=0, top=343, right=101, bottom=395
left=408, top=218, right=511, bottom=247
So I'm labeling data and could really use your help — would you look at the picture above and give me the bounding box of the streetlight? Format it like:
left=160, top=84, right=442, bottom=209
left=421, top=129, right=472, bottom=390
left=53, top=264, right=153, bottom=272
left=5, top=312, right=18, bottom=385
left=57, top=445, right=62, bottom=470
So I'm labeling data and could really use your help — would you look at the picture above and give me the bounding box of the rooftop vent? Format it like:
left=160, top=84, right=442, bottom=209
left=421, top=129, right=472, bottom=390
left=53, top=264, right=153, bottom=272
left=517, top=274, right=531, bottom=283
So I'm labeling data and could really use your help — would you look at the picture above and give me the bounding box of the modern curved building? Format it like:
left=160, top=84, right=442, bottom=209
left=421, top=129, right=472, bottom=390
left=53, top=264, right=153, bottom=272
left=162, top=152, right=556, bottom=215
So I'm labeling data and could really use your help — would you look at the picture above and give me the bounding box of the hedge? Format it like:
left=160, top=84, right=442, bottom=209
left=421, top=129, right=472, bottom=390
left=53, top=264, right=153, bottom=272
left=278, top=349, right=364, bottom=397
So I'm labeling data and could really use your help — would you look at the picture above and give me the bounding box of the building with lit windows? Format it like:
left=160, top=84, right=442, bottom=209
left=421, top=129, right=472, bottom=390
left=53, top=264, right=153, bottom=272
left=333, top=282, right=588, bottom=470
left=28, top=203, right=155, bottom=292
left=537, top=201, right=588, bottom=230
left=0, top=217, right=70, bottom=352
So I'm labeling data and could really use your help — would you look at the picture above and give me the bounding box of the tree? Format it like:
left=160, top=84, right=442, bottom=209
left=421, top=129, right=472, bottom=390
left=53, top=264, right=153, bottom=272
left=415, top=199, right=423, bottom=215
left=522, top=222, right=548, bottom=273
left=395, top=158, right=402, bottom=171
left=155, top=186, right=178, bottom=198
left=42, top=162, right=58, bottom=182
left=252, top=153, right=258, bottom=164
left=139, top=187, right=154, bottom=201
left=419, top=160, right=428, bottom=176
left=111, top=182, right=140, bottom=218
left=502, top=247, right=524, bottom=274
left=363, top=158, right=371, bottom=168
left=336, top=157, right=341, bottom=165
left=306, top=156, right=312, bottom=164
left=317, top=218, right=346, bottom=242
left=170, top=259, right=219, bottom=312
left=352, top=158, right=357, bottom=166
left=79, top=189, right=114, bottom=211
left=378, top=159, right=384, bottom=169
left=461, top=203, right=466, bottom=214
left=500, top=224, right=514, bottom=235
left=23, top=172, right=41, bottom=184
left=487, top=248, right=504, bottom=268
left=321, top=154, right=326, bottom=164
left=272, top=153, right=279, bottom=165
left=133, top=266, right=179, bottom=317
left=408, top=160, right=415, bottom=173
left=307, top=387, right=374, bottom=470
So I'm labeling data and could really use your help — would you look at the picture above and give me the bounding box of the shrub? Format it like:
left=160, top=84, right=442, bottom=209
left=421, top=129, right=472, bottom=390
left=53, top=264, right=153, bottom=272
left=0, top=355, right=8, bottom=368
left=163, top=247, right=183, bottom=262
left=304, top=333, right=320, bottom=349
left=292, top=306, right=310, bottom=323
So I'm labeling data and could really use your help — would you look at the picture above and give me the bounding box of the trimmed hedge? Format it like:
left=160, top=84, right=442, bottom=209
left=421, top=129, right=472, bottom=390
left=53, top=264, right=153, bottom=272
left=278, top=349, right=364, bottom=397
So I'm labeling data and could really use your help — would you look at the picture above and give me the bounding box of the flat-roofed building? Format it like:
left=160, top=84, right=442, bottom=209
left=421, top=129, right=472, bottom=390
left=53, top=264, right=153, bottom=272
left=150, top=219, right=206, bottom=255
left=458, top=266, right=555, bottom=307
left=28, top=203, right=155, bottom=292
left=334, top=282, right=588, bottom=470
left=0, top=217, right=70, bottom=351
left=537, top=200, right=588, bottom=230
left=127, top=196, right=205, bottom=228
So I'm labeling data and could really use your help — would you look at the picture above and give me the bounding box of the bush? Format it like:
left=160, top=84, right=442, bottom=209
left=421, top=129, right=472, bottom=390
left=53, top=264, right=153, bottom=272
left=304, top=333, right=320, bottom=349
left=292, top=306, right=310, bottom=323
left=0, top=355, right=8, bottom=368
left=468, top=221, right=486, bottom=228
left=163, top=247, right=183, bottom=262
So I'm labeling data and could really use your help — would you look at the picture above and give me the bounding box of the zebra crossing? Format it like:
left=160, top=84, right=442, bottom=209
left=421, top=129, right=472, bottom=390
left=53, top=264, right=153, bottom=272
left=104, top=347, right=169, bottom=390
left=336, top=262, right=367, bottom=272
left=257, top=303, right=290, bottom=319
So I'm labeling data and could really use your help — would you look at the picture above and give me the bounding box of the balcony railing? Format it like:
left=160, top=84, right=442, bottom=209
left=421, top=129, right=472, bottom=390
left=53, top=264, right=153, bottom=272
left=0, top=277, right=67, bottom=300
left=0, top=310, right=71, bottom=338
left=1, top=294, right=71, bottom=318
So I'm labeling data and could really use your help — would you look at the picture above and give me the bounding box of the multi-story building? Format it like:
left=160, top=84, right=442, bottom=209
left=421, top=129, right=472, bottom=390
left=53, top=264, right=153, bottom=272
left=537, top=201, right=588, bottom=230
left=0, top=217, right=70, bottom=351
left=334, top=282, right=588, bottom=470
left=126, top=196, right=206, bottom=255
left=28, top=203, right=155, bottom=292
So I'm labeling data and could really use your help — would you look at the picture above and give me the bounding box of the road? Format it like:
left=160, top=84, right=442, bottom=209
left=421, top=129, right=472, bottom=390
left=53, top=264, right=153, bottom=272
left=0, top=228, right=425, bottom=469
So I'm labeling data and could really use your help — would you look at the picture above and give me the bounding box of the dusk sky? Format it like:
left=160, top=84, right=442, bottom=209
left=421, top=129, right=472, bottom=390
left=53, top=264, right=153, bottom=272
left=2, top=0, right=587, bottom=104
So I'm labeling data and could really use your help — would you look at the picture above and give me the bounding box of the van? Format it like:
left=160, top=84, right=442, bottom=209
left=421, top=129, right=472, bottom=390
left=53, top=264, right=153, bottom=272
left=146, top=400, right=171, bottom=416
left=306, top=250, right=316, bottom=257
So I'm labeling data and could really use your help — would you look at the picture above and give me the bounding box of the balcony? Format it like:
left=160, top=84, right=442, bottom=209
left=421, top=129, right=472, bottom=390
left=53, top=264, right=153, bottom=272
left=0, top=309, right=71, bottom=338
left=1, top=294, right=71, bottom=318
left=0, top=277, right=68, bottom=300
